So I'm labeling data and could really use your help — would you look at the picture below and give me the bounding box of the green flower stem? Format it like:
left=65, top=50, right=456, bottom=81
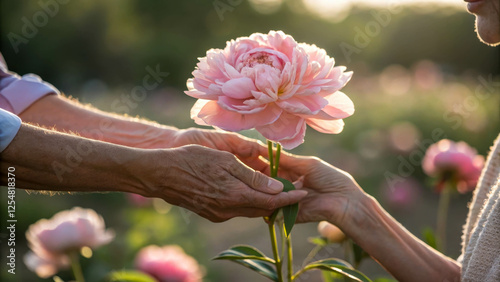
left=275, top=143, right=281, bottom=177
left=267, top=140, right=290, bottom=281
left=292, top=266, right=310, bottom=281
left=267, top=141, right=282, bottom=177
left=437, top=185, right=451, bottom=253
left=268, top=141, right=276, bottom=177
left=69, top=251, right=85, bottom=282
left=287, top=235, right=293, bottom=281
left=269, top=222, right=283, bottom=282
left=281, top=225, right=286, bottom=262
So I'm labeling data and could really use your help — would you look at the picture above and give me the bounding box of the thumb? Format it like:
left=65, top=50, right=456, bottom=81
left=230, top=161, right=283, bottom=194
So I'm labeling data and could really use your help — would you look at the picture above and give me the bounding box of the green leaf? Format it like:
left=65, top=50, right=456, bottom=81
left=212, top=245, right=275, bottom=264
left=422, top=227, right=438, bottom=250
left=213, top=245, right=278, bottom=281
left=322, top=271, right=343, bottom=282
left=269, top=208, right=280, bottom=225
left=296, top=258, right=372, bottom=282
left=351, top=241, right=370, bottom=267
left=108, top=270, right=157, bottom=282
left=274, top=177, right=298, bottom=237
left=225, top=258, right=278, bottom=281
left=373, top=278, right=398, bottom=282
left=275, top=177, right=296, bottom=193
left=308, top=236, right=329, bottom=247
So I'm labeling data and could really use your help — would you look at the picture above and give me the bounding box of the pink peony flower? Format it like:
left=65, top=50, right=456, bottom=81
left=422, top=139, right=484, bottom=193
left=317, top=221, right=346, bottom=243
left=127, top=193, right=153, bottom=207
left=23, top=251, right=69, bottom=278
left=186, top=30, right=354, bottom=149
left=382, top=178, right=421, bottom=210
left=24, top=207, right=114, bottom=278
left=135, top=245, right=203, bottom=282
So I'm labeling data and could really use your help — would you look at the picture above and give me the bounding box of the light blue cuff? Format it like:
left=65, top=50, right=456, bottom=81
left=0, top=108, right=21, bottom=152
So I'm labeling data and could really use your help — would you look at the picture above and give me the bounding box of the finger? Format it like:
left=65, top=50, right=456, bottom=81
left=230, top=161, right=284, bottom=194
left=226, top=133, right=266, bottom=159
left=225, top=207, right=277, bottom=219
left=257, top=140, right=270, bottom=157
left=276, top=150, right=302, bottom=169
left=240, top=155, right=270, bottom=173
left=248, top=190, right=308, bottom=210
left=293, top=176, right=305, bottom=189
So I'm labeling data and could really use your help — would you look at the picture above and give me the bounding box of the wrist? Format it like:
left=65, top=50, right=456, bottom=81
left=116, top=123, right=179, bottom=149
left=329, top=191, right=378, bottom=237
left=120, top=147, right=187, bottom=200
left=118, top=148, right=167, bottom=195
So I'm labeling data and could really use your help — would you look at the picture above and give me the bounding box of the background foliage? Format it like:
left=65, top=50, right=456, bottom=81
left=1, top=0, right=499, bottom=281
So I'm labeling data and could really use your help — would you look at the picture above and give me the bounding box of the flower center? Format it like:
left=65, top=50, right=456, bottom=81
left=240, top=51, right=284, bottom=70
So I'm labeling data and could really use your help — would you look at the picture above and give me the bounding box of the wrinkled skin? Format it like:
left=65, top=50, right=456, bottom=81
left=139, top=144, right=307, bottom=222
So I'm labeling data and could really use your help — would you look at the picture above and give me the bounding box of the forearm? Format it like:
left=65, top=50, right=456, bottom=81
left=19, top=95, right=179, bottom=148
left=0, top=123, right=148, bottom=194
left=338, top=194, right=460, bottom=281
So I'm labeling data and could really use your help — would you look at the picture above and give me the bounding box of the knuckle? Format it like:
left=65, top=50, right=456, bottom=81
left=265, top=197, right=278, bottom=210
left=212, top=169, right=229, bottom=182
left=251, top=172, right=263, bottom=187
left=238, top=189, right=252, bottom=204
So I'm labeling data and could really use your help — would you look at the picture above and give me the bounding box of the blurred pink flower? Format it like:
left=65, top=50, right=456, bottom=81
left=422, top=139, right=484, bottom=193
left=135, top=245, right=203, bottom=282
left=24, top=251, right=69, bottom=278
left=186, top=30, right=354, bottom=149
left=382, top=178, right=421, bottom=210
left=24, top=207, right=114, bottom=278
left=317, top=221, right=346, bottom=243
left=128, top=193, right=153, bottom=207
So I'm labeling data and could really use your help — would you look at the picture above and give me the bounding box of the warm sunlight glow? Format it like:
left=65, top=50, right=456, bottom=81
left=302, top=0, right=463, bottom=22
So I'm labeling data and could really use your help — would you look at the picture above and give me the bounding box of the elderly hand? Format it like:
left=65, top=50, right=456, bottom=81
left=170, top=128, right=269, bottom=172
left=273, top=152, right=365, bottom=227
left=136, top=145, right=307, bottom=222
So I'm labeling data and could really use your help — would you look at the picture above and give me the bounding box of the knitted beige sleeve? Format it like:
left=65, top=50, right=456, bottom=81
left=460, top=133, right=500, bottom=281
left=462, top=134, right=500, bottom=248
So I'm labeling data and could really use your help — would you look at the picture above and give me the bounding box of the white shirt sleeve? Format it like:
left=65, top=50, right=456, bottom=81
left=0, top=108, right=21, bottom=152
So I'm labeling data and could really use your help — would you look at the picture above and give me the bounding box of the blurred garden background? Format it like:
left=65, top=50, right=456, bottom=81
left=1, top=0, right=499, bottom=281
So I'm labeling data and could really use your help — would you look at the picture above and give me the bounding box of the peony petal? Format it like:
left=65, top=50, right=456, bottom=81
left=321, top=69, right=353, bottom=93
left=278, top=121, right=307, bottom=150
left=252, top=64, right=281, bottom=94
left=38, top=223, right=80, bottom=252
left=135, top=245, right=203, bottom=282
left=185, top=79, right=220, bottom=100
left=256, top=112, right=304, bottom=142
left=224, top=63, right=242, bottom=79
left=320, top=91, right=355, bottom=119
left=24, top=252, right=67, bottom=278
left=277, top=95, right=327, bottom=115
left=265, top=30, right=298, bottom=60
left=306, top=118, right=345, bottom=134
left=251, top=90, right=277, bottom=104
left=222, top=77, right=256, bottom=99
left=218, top=96, right=265, bottom=114
left=197, top=101, right=282, bottom=131
left=190, top=99, right=210, bottom=126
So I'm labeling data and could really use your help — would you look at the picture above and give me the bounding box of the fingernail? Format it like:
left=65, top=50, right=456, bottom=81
left=268, top=178, right=283, bottom=191
left=296, top=190, right=308, bottom=197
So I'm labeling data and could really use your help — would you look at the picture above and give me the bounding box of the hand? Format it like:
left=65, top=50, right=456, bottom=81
left=275, top=152, right=365, bottom=227
left=136, top=145, right=307, bottom=222
left=171, top=128, right=269, bottom=172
